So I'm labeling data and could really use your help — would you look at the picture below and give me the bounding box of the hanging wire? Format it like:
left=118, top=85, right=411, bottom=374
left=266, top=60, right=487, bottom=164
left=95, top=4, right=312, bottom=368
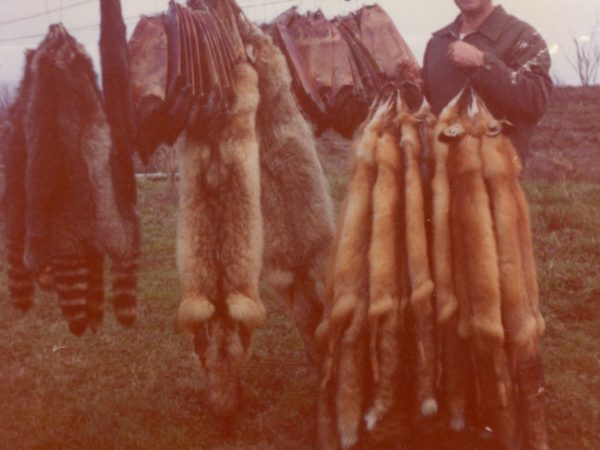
left=0, top=0, right=96, bottom=27
left=44, top=0, right=52, bottom=25
left=0, top=0, right=297, bottom=44
left=0, top=15, right=142, bottom=44
left=241, top=0, right=296, bottom=10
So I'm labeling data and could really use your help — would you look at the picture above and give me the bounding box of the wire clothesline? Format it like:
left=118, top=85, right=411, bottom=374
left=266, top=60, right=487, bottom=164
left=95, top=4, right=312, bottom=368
left=0, top=0, right=360, bottom=45
left=0, top=0, right=97, bottom=27
left=0, top=15, right=141, bottom=43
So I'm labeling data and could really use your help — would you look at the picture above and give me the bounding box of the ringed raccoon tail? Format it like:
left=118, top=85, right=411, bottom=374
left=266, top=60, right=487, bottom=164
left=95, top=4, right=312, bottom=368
left=53, top=255, right=91, bottom=336
left=6, top=239, right=34, bottom=311
left=110, top=256, right=138, bottom=326
left=86, top=250, right=105, bottom=332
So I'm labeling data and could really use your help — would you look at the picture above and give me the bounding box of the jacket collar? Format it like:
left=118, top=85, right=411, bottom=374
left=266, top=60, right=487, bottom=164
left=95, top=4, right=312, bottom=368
left=433, top=5, right=509, bottom=41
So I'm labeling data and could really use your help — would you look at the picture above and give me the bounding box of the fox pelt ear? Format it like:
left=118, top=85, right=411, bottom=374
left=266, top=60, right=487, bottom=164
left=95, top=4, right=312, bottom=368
left=439, top=123, right=465, bottom=142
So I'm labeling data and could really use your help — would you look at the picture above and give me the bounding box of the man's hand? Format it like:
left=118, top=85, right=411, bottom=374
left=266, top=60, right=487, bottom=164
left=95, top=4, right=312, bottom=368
left=447, top=41, right=485, bottom=68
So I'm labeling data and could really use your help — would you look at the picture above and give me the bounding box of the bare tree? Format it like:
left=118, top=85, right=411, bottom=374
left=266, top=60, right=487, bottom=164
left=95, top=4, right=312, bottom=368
left=0, top=81, right=15, bottom=121
left=566, top=23, right=600, bottom=86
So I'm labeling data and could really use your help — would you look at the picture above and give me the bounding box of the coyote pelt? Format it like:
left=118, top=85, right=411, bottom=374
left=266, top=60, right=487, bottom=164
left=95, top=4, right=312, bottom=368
left=173, top=12, right=334, bottom=419
left=239, top=21, right=335, bottom=351
left=435, top=87, right=548, bottom=450
left=3, top=24, right=139, bottom=335
left=177, top=61, right=264, bottom=332
left=176, top=60, right=264, bottom=417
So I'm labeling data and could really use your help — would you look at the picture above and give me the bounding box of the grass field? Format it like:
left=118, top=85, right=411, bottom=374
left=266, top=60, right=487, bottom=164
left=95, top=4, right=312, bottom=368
left=1, top=174, right=599, bottom=450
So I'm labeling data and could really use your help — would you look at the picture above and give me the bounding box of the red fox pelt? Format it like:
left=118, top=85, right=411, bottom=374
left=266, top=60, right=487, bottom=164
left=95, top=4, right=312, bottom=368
left=441, top=88, right=517, bottom=448
left=476, top=94, right=548, bottom=450
left=364, top=116, right=404, bottom=434
left=316, top=95, right=391, bottom=450
left=2, top=24, right=139, bottom=335
left=437, top=87, right=547, bottom=450
left=398, top=93, right=438, bottom=421
left=317, top=86, right=440, bottom=448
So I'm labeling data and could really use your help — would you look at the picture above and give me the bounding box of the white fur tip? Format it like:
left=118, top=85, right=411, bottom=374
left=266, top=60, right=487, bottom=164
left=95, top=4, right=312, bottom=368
left=178, top=296, right=215, bottom=332
left=450, top=413, right=466, bottom=431
left=340, top=433, right=358, bottom=449
left=420, top=398, right=438, bottom=417
left=226, top=293, right=266, bottom=328
left=364, top=409, right=378, bottom=431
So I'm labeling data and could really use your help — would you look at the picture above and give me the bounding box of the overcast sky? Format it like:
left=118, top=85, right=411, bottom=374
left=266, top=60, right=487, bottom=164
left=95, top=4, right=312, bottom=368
left=1, top=0, right=599, bottom=87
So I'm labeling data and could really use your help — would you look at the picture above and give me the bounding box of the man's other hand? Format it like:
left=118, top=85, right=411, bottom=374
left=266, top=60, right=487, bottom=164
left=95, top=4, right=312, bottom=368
left=447, top=41, right=485, bottom=68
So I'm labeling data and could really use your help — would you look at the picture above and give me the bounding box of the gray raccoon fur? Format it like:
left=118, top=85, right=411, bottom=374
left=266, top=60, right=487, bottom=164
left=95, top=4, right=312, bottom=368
left=24, top=26, right=137, bottom=267
left=239, top=21, right=335, bottom=350
left=2, top=50, right=35, bottom=311
left=3, top=25, right=138, bottom=334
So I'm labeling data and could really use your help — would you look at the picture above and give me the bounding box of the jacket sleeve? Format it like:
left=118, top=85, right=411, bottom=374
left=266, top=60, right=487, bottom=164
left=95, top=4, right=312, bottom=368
left=470, top=26, right=553, bottom=124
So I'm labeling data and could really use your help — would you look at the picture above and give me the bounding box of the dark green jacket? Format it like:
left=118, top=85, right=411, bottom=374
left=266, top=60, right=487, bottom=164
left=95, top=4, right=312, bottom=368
left=422, top=6, right=553, bottom=160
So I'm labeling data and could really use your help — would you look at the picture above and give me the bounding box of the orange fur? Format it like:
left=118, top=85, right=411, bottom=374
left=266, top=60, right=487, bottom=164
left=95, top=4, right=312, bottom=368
left=430, top=109, right=458, bottom=324
left=400, top=101, right=437, bottom=416
left=477, top=100, right=547, bottom=450
left=441, top=89, right=528, bottom=447
left=365, top=126, right=403, bottom=430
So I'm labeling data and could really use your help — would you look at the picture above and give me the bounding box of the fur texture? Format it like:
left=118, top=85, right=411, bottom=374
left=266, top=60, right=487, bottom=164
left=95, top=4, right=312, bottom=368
left=447, top=123, right=511, bottom=439
left=440, top=88, right=546, bottom=448
left=316, top=97, right=389, bottom=449
left=399, top=98, right=437, bottom=417
left=430, top=98, right=458, bottom=325
left=99, top=0, right=141, bottom=326
left=476, top=99, right=548, bottom=450
left=364, top=127, right=403, bottom=430
left=3, top=50, right=35, bottom=312
left=3, top=25, right=139, bottom=335
left=176, top=60, right=264, bottom=419
left=240, top=21, right=335, bottom=356
left=176, top=15, right=334, bottom=419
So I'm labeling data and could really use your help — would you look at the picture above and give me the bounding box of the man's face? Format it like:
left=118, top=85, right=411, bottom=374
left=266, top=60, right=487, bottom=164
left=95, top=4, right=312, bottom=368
left=454, top=0, right=492, bottom=14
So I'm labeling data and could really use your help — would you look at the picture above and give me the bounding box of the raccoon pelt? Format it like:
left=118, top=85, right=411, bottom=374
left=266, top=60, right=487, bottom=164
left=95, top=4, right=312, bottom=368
left=238, top=20, right=335, bottom=355
left=2, top=50, right=36, bottom=312
left=99, top=0, right=141, bottom=331
left=3, top=24, right=138, bottom=335
left=437, top=87, right=547, bottom=450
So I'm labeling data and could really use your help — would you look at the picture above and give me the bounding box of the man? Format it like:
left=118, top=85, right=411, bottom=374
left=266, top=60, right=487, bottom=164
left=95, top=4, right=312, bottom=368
left=422, top=0, right=553, bottom=161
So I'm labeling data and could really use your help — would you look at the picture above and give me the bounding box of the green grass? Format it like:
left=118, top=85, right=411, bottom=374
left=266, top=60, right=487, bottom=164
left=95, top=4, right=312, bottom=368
left=0, top=178, right=599, bottom=449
